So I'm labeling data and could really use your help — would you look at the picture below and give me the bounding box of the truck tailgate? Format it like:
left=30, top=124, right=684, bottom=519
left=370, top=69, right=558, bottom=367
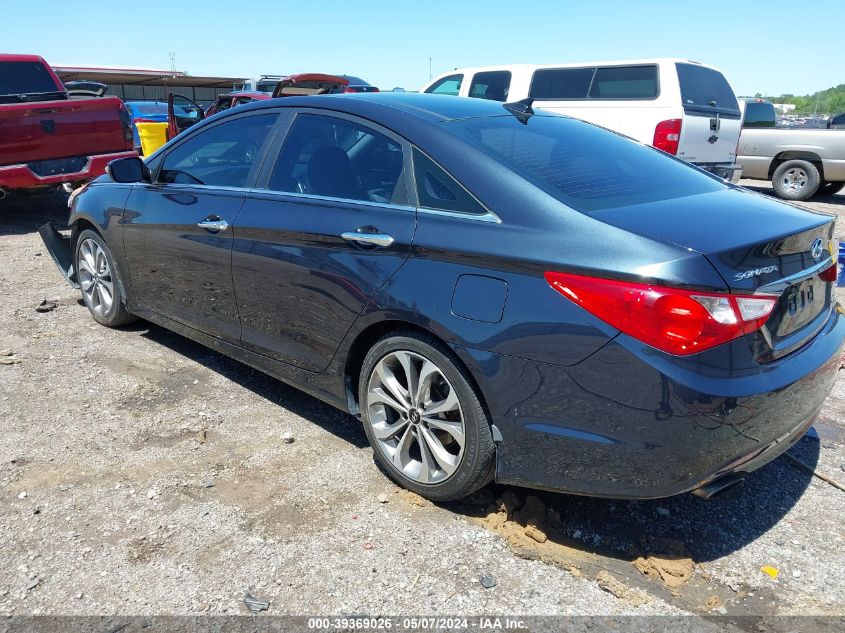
left=0, top=96, right=128, bottom=166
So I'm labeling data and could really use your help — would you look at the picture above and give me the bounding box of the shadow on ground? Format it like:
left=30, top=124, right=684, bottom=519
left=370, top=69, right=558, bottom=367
left=0, top=191, right=69, bottom=236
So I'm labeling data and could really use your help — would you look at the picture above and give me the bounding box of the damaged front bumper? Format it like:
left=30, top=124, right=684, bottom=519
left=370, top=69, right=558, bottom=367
left=38, top=222, right=78, bottom=289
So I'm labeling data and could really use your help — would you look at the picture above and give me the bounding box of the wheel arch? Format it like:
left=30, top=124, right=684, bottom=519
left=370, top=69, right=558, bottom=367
left=769, top=152, right=825, bottom=180
left=342, top=319, right=495, bottom=433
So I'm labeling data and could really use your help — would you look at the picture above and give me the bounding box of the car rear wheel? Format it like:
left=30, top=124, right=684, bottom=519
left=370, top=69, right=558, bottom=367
left=816, top=181, right=845, bottom=197
left=772, top=160, right=820, bottom=201
left=75, top=229, right=137, bottom=327
left=359, top=332, right=495, bottom=501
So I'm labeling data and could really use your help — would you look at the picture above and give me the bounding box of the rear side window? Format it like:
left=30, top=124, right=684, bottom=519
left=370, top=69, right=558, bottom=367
left=742, top=101, right=776, bottom=128
left=468, top=71, right=512, bottom=102
left=0, top=61, right=60, bottom=96
left=425, top=74, right=463, bottom=96
left=588, top=65, right=658, bottom=99
left=413, top=149, right=487, bottom=215
left=159, top=113, right=277, bottom=187
left=529, top=68, right=594, bottom=99
left=268, top=114, right=407, bottom=204
left=676, top=63, right=740, bottom=116
left=452, top=116, right=723, bottom=213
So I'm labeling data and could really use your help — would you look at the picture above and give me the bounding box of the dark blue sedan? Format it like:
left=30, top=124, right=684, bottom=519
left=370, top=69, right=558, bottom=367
left=40, top=93, right=844, bottom=501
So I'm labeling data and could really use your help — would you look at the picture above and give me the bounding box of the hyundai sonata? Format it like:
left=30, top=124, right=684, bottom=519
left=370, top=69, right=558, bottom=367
left=40, top=93, right=843, bottom=501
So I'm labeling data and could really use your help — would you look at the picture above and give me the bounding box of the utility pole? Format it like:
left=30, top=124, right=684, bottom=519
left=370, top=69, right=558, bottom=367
left=428, top=57, right=432, bottom=81
left=169, top=52, right=176, bottom=73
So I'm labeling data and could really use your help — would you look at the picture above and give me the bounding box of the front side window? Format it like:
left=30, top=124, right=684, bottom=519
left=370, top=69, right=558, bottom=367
left=529, top=68, right=595, bottom=99
left=468, top=71, right=512, bottom=101
left=159, top=113, right=277, bottom=187
left=588, top=65, right=658, bottom=99
left=268, top=114, right=406, bottom=204
left=425, top=74, right=463, bottom=96
left=214, top=97, right=233, bottom=112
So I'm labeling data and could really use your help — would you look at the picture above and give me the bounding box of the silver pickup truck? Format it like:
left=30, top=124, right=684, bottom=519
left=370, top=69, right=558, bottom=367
left=737, top=99, right=845, bottom=200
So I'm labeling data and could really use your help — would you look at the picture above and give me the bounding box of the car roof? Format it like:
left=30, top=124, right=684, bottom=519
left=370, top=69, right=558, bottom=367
left=233, top=92, right=516, bottom=124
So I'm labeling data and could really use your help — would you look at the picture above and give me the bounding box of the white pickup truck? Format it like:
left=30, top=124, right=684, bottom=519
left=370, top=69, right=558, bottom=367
left=737, top=99, right=845, bottom=200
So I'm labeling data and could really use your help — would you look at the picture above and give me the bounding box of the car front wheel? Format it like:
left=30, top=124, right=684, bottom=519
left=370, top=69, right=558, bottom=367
left=359, top=333, right=495, bottom=501
left=75, top=229, right=137, bottom=327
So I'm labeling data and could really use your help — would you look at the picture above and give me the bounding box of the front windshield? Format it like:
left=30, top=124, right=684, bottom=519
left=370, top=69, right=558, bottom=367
left=449, top=114, right=725, bottom=213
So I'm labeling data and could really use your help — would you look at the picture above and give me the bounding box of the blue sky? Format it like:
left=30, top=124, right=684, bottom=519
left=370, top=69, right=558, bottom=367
left=5, top=0, right=841, bottom=96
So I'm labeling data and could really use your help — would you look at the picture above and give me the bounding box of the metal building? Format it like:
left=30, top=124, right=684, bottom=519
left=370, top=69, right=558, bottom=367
left=52, top=65, right=247, bottom=106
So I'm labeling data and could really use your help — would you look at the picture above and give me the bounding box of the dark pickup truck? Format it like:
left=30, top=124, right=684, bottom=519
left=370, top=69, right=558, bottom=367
left=0, top=54, right=137, bottom=198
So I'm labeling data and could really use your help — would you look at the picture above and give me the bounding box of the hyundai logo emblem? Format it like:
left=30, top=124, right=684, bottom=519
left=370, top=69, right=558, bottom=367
left=811, top=238, right=824, bottom=260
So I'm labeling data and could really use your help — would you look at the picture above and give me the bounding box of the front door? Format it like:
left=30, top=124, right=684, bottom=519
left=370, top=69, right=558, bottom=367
left=123, top=111, right=280, bottom=343
left=232, top=111, right=415, bottom=371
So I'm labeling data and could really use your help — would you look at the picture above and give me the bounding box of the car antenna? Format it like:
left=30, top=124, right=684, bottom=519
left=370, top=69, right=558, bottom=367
left=503, top=98, right=534, bottom=123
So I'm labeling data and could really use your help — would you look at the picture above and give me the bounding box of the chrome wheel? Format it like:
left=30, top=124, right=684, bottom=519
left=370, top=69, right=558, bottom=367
left=366, top=350, right=465, bottom=485
left=77, top=238, right=114, bottom=317
left=781, top=167, right=808, bottom=193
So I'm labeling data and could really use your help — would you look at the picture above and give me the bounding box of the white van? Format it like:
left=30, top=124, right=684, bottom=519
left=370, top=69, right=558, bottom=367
left=421, top=59, right=742, bottom=181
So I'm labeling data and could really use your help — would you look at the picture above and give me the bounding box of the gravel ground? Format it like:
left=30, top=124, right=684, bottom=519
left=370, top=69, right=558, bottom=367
left=1, top=183, right=844, bottom=618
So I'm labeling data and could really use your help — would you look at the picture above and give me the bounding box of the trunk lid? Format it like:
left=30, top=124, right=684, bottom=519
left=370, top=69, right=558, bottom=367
left=0, top=96, right=130, bottom=166
left=592, top=188, right=837, bottom=355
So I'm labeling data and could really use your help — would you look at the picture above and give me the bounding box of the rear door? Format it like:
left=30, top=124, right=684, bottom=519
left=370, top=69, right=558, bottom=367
left=122, top=111, right=280, bottom=343
left=167, top=93, right=205, bottom=140
left=231, top=110, right=415, bottom=371
left=675, top=62, right=741, bottom=165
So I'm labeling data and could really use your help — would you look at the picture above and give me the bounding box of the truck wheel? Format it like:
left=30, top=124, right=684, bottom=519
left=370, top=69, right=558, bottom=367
left=75, top=229, right=137, bottom=327
left=772, top=160, right=820, bottom=201
left=816, top=181, right=845, bottom=197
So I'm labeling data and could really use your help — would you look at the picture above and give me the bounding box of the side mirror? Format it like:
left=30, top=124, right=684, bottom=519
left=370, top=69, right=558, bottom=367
left=106, top=157, right=149, bottom=183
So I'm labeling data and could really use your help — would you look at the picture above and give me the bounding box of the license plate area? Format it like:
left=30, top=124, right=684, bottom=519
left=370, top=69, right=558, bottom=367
left=766, top=276, right=829, bottom=347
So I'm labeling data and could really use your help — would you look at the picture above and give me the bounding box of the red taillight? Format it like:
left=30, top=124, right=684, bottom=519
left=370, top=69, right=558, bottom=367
left=819, top=262, right=838, bottom=283
left=545, top=272, right=778, bottom=356
left=653, top=118, right=682, bottom=155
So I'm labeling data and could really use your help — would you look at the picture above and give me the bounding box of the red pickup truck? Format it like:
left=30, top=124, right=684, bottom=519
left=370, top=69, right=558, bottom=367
left=0, top=54, right=137, bottom=198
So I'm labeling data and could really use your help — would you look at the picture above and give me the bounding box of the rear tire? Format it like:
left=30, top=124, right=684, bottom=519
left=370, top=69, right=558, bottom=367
left=358, top=332, right=495, bottom=501
left=771, top=160, right=820, bottom=201
left=816, top=181, right=845, bottom=197
left=75, top=229, right=137, bottom=327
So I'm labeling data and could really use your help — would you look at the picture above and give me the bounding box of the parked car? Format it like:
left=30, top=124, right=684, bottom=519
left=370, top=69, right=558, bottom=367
left=422, top=58, right=743, bottom=182
left=40, top=94, right=843, bottom=502
left=205, top=91, right=269, bottom=118
left=340, top=75, right=379, bottom=93
left=829, top=113, right=845, bottom=130
left=125, top=101, right=192, bottom=153
left=168, top=74, right=349, bottom=138
left=738, top=99, right=845, bottom=199
left=0, top=54, right=136, bottom=198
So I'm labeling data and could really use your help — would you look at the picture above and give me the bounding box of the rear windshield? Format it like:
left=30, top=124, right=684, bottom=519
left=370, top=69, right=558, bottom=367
left=450, top=114, right=724, bottom=213
left=742, top=101, right=776, bottom=128
left=676, top=63, right=740, bottom=116
left=0, top=61, right=60, bottom=96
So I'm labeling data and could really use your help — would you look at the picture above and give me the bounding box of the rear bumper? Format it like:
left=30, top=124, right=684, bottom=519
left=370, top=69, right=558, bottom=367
left=455, top=305, right=844, bottom=499
left=0, top=151, right=136, bottom=191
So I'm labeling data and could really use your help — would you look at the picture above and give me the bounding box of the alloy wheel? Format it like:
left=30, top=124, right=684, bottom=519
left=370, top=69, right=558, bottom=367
left=77, top=238, right=114, bottom=317
left=366, top=350, right=465, bottom=485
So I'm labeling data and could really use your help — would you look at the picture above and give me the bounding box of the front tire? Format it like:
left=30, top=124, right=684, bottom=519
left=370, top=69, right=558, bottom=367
left=359, top=332, right=495, bottom=501
left=816, top=181, right=845, bottom=197
left=771, top=160, right=820, bottom=201
left=75, top=229, right=136, bottom=327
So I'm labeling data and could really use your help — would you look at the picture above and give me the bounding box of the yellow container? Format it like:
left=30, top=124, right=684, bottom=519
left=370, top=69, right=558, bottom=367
left=136, top=121, right=168, bottom=156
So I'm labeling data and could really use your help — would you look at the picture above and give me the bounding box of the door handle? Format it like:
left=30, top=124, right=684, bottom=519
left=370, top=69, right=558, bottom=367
left=197, top=217, right=228, bottom=232
left=341, top=231, right=394, bottom=247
